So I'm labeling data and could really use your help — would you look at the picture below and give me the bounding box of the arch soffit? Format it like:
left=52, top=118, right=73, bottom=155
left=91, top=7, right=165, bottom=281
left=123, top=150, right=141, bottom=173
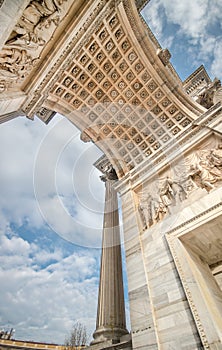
left=20, top=0, right=207, bottom=177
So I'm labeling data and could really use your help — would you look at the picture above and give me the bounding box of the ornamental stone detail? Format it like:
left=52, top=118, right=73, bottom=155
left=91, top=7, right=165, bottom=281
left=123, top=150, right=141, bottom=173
left=0, top=0, right=74, bottom=89
left=137, top=141, right=222, bottom=230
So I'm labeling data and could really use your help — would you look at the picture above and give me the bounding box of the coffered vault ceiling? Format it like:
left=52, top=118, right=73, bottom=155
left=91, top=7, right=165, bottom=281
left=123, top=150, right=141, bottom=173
left=0, top=0, right=207, bottom=177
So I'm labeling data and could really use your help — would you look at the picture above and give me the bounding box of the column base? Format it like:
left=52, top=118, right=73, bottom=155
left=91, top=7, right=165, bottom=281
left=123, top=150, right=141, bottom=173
left=89, top=331, right=132, bottom=350
left=91, top=326, right=129, bottom=345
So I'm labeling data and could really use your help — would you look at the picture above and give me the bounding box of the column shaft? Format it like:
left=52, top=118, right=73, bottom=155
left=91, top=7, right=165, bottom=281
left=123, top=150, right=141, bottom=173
left=92, top=180, right=128, bottom=344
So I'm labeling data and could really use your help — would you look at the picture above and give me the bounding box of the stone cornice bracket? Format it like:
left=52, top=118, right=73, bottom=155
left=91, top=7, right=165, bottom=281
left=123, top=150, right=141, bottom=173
left=157, top=48, right=171, bottom=66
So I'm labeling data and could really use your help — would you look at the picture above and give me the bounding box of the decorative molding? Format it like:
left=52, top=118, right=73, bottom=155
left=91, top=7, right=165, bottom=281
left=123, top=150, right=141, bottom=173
left=157, top=48, right=171, bottom=66
left=122, top=0, right=205, bottom=115
left=166, top=202, right=222, bottom=236
left=166, top=234, right=210, bottom=349
left=35, top=107, right=56, bottom=124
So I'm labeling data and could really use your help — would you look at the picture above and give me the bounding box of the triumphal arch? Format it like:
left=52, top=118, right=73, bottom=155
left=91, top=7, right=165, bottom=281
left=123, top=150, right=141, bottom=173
left=1, top=0, right=222, bottom=349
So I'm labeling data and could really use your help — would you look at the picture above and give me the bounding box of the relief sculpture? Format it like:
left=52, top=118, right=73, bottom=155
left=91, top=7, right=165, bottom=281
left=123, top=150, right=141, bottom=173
left=138, top=177, right=187, bottom=230
left=0, top=48, right=33, bottom=79
left=188, top=145, right=222, bottom=192
left=0, top=0, right=68, bottom=89
left=138, top=144, right=222, bottom=230
left=138, top=194, right=164, bottom=230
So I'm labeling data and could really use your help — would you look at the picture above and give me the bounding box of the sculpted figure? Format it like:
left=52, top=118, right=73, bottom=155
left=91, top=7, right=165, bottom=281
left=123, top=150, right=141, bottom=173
left=0, top=48, right=32, bottom=78
left=197, top=78, right=221, bottom=109
left=189, top=156, right=222, bottom=192
left=0, top=0, right=68, bottom=86
left=30, top=0, right=66, bottom=28
left=159, top=177, right=174, bottom=212
left=7, top=26, right=46, bottom=49
left=138, top=195, right=150, bottom=230
left=138, top=193, right=167, bottom=229
left=160, top=176, right=187, bottom=207
left=6, top=0, right=67, bottom=50
left=209, top=145, right=222, bottom=168
left=152, top=199, right=167, bottom=223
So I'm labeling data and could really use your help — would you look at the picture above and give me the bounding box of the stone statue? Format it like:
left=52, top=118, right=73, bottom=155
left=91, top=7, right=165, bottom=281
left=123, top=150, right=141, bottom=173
left=152, top=198, right=167, bottom=224
left=159, top=177, right=175, bottom=213
left=161, top=176, right=187, bottom=205
left=197, top=77, right=221, bottom=109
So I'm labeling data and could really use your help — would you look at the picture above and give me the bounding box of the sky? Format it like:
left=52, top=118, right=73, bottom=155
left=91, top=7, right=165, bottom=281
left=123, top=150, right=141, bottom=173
left=142, top=0, right=222, bottom=81
left=0, top=0, right=222, bottom=345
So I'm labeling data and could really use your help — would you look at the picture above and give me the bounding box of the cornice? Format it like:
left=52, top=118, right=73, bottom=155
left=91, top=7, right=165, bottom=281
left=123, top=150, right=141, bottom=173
left=122, top=0, right=205, bottom=116
left=166, top=202, right=222, bottom=236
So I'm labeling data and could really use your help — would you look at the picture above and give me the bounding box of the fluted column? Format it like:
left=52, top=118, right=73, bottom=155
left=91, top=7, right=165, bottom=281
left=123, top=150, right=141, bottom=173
left=92, top=177, right=128, bottom=345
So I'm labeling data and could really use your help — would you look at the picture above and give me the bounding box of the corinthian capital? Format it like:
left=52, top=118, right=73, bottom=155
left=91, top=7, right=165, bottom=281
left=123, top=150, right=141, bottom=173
left=100, top=164, right=118, bottom=182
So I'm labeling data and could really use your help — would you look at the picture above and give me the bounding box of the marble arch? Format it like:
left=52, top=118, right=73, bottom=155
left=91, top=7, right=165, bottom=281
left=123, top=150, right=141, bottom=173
left=0, top=1, right=222, bottom=349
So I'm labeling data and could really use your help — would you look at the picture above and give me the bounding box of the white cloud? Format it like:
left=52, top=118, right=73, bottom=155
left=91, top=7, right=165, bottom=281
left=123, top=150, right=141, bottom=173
left=142, top=0, right=222, bottom=79
left=0, top=114, right=107, bottom=343
left=211, top=40, right=222, bottom=78
left=0, top=114, right=105, bottom=248
left=0, top=232, right=100, bottom=344
left=162, top=0, right=208, bottom=38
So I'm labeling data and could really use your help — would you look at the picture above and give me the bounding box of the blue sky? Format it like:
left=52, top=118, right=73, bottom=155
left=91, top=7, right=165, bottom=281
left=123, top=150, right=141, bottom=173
left=142, top=0, right=222, bottom=81
left=0, top=0, right=222, bottom=345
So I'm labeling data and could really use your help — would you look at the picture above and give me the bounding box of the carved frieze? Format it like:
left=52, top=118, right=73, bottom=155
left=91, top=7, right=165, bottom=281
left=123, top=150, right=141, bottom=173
left=157, top=48, right=171, bottom=66
left=0, top=0, right=71, bottom=90
left=137, top=142, right=222, bottom=230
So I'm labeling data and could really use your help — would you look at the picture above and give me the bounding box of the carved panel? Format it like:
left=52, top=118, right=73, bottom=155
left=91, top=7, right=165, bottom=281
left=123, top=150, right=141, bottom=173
left=0, top=0, right=73, bottom=90
left=136, top=138, right=222, bottom=231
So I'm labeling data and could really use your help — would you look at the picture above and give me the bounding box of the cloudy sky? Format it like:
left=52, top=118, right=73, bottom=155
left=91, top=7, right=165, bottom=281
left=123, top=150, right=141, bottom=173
left=142, top=0, right=222, bottom=80
left=0, top=0, right=222, bottom=345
